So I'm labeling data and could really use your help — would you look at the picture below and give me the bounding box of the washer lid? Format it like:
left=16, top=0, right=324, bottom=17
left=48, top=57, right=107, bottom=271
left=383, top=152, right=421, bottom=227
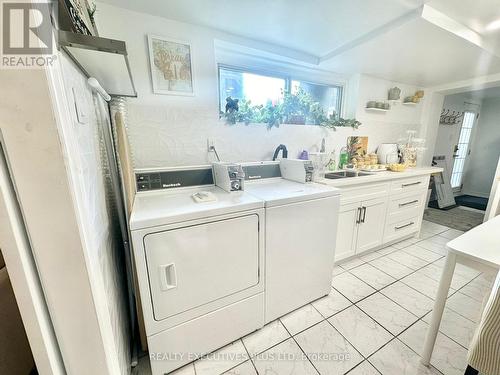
left=245, top=179, right=340, bottom=207
left=130, top=186, right=264, bottom=230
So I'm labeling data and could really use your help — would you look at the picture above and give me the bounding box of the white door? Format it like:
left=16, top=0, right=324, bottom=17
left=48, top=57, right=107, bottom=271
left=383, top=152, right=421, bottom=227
left=451, top=111, right=477, bottom=191
left=265, top=196, right=339, bottom=322
left=356, top=197, right=388, bottom=253
left=335, top=201, right=361, bottom=261
left=144, top=215, right=260, bottom=321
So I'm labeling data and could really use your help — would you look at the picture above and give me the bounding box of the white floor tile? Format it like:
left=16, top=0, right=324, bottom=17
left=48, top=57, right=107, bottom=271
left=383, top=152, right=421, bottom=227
left=433, top=258, right=481, bottom=281
left=195, top=340, right=249, bottom=375
left=380, top=281, right=434, bottom=318
left=454, top=263, right=482, bottom=280
left=348, top=361, right=380, bottom=375
left=350, top=263, right=396, bottom=290
left=356, top=292, right=418, bottom=335
left=359, top=251, right=383, bottom=262
left=242, top=320, right=290, bottom=357
left=422, top=308, right=477, bottom=348
left=416, top=230, right=435, bottom=240
left=332, top=272, right=376, bottom=303
left=446, top=292, right=483, bottom=323
left=295, top=321, right=363, bottom=375
left=387, top=250, right=429, bottom=270
left=168, top=363, right=195, bottom=375
left=439, top=228, right=465, bottom=240
left=332, top=265, right=346, bottom=276
left=401, top=270, right=457, bottom=300
left=253, top=338, right=317, bottom=375
left=312, top=288, right=352, bottom=318
left=339, top=257, right=366, bottom=270
left=222, top=360, right=256, bottom=375
left=403, top=245, right=443, bottom=263
left=421, top=221, right=450, bottom=235
left=415, top=238, right=448, bottom=256
left=328, top=305, right=393, bottom=357
left=280, top=304, right=323, bottom=335
left=418, top=263, right=471, bottom=290
left=369, top=339, right=440, bottom=375
left=391, top=237, right=420, bottom=250
left=399, top=320, right=468, bottom=375
left=376, top=245, right=399, bottom=255
left=459, top=275, right=494, bottom=303
left=369, top=256, right=415, bottom=279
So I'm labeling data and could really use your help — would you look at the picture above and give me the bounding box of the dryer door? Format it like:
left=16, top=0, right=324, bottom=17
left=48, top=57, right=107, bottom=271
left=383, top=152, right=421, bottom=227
left=144, top=214, right=259, bottom=321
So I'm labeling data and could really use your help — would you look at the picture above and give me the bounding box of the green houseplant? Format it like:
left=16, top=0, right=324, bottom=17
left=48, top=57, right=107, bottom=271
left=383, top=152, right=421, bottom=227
left=221, top=88, right=361, bottom=131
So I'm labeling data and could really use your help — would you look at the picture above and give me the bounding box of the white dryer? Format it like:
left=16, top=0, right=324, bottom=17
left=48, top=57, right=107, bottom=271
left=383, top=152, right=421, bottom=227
left=130, top=167, right=265, bottom=374
left=242, top=162, right=340, bottom=323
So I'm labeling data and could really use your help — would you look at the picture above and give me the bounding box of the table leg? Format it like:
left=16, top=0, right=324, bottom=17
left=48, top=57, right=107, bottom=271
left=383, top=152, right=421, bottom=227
left=421, top=251, right=457, bottom=365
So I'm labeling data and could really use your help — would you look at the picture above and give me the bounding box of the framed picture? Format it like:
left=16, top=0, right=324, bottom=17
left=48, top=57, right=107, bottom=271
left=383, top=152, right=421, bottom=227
left=147, top=35, right=195, bottom=96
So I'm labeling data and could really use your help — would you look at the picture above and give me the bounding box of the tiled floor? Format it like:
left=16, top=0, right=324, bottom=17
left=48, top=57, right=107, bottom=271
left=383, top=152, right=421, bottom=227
left=137, top=220, right=495, bottom=375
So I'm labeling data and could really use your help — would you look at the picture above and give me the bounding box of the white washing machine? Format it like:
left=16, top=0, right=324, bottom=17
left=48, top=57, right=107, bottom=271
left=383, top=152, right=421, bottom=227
left=130, top=167, right=265, bottom=374
left=242, top=162, right=340, bottom=323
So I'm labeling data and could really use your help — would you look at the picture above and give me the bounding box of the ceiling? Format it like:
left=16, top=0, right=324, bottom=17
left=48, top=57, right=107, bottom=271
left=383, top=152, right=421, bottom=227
left=99, top=0, right=500, bottom=87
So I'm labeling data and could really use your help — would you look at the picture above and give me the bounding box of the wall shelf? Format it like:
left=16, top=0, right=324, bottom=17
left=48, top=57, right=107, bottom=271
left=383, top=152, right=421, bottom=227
left=57, top=30, right=137, bottom=97
left=365, top=107, right=390, bottom=112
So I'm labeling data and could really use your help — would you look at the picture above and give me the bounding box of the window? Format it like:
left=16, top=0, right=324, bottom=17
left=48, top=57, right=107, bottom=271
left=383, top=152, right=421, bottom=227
left=218, top=66, right=343, bottom=119
left=450, top=111, right=476, bottom=189
left=218, top=67, right=286, bottom=112
left=291, top=80, right=342, bottom=116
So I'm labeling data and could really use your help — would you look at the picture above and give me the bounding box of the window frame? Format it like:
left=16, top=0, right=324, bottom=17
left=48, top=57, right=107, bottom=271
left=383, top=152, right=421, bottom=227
left=217, top=64, right=344, bottom=121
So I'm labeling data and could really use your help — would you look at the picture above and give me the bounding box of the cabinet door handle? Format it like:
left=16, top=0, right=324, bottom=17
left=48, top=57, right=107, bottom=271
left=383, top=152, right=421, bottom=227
left=356, top=207, right=362, bottom=224
left=402, top=181, right=421, bottom=187
left=399, top=199, right=419, bottom=207
left=395, top=222, right=415, bottom=230
left=361, top=206, right=367, bottom=223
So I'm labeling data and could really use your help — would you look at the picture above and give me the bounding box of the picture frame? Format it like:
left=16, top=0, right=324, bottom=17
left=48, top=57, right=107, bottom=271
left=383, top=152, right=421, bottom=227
left=147, top=34, right=195, bottom=96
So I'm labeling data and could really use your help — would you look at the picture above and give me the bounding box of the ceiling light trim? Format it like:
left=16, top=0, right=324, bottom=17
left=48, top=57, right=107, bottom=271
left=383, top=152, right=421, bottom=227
left=421, top=4, right=500, bottom=59
left=319, top=6, right=423, bottom=62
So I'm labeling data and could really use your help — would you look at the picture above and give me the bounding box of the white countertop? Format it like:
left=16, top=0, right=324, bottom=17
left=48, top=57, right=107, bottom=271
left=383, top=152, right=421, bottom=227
left=447, top=214, right=500, bottom=269
left=318, top=167, right=443, bottom=188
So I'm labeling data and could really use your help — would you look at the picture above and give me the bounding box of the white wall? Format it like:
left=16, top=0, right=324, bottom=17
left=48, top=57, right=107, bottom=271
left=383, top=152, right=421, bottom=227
left=463, top=97, right=500, bottom=197
left=96, top=3, right=428, bottom=169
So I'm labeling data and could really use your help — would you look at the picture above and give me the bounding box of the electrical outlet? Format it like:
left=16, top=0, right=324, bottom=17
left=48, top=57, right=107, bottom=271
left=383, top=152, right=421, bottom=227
left=207, top=137, right=216, bottom=152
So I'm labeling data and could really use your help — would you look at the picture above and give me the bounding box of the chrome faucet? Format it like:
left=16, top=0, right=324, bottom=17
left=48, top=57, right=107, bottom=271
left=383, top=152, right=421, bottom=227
left=272, top=144, right=288, bottom=161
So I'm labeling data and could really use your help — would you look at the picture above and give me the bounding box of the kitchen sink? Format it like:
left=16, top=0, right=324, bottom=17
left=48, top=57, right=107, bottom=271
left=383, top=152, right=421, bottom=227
left=324, top=170, right=374, bottom=179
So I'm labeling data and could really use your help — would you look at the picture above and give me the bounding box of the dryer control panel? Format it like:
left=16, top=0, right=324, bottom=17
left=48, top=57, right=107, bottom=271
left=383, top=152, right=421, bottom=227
left=280, top=159, right=314, bottom=183
left=213, top=162, right=245, bottom=192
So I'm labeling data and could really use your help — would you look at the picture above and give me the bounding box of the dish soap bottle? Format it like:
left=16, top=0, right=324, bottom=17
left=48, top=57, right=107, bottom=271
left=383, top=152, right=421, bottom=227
left=338, top=146, right=349, bottom=169
left=327, top=149, right=337, bottom=171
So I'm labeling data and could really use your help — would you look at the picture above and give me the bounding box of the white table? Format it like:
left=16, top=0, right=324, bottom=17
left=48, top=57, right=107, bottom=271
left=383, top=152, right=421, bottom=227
left=421, top=215, right=500, bottom=365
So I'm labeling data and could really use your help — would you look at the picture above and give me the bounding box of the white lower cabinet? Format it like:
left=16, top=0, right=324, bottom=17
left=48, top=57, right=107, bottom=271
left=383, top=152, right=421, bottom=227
left=356, top=196, right=388, bottom=253
left=335, top=196, right=388, bottom=260
left=335, top=202, right=360, bottom=260
left=334, top=174, right=431, bottom=262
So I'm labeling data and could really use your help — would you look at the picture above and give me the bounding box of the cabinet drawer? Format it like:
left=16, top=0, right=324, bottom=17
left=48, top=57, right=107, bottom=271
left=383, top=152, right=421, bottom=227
left=387, top=191, right=425, bottom=215
left=340, top=183, right=389, bottom=204
left=383, top=216, right=419, bottom=243
left=390, top=176, right=429, bottom=194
